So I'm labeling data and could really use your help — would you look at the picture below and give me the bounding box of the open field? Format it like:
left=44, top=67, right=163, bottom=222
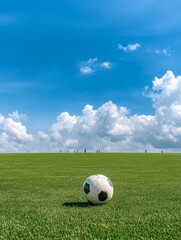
left=0, top=153, right=180, bottom=240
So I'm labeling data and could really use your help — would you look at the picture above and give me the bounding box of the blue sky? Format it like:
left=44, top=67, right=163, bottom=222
left=1, top=0, right=181, bottom=152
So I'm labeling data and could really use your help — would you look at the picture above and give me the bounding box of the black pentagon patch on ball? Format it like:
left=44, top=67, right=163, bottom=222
left=98, top=191, right=107, bottom=201
left=84, top=183, right=90, bottom=194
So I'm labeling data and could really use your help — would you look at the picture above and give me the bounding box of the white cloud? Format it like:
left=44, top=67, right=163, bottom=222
left=0, top=113, right=33, bottom=152
left=0, top=114, right=5, bottom=125
left=118, top=43, right=141, bottom=52
left=80, top=66, right=93, bottom=74
left=38, top=131, right=50, bottom=141
left=3, top=118, right=33, bottom=142
left=80, top=58, right=112, bottom=74
left=47, top=70, right=181, bottom=152
left=8, top=111, right=28, bottom=121
left=155, top=47, right=172, bottom=56
left=149, top=71, right=181, bottom=105
left=47, top=101, right=153, bottom=152
left=80, top=58, right=98, bottom=74
left=1, top=70, right=181, bottom=152
left=100, top=61, right=112, bottom=69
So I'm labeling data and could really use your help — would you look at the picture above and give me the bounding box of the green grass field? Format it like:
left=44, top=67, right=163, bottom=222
left=0, top=153, right=180, bottom=240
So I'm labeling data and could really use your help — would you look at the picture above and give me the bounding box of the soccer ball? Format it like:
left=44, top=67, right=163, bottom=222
left=83, top=174, right=114, bottom=205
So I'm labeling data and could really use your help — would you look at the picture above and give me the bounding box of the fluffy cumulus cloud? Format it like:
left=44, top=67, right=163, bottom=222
left=80, top=58, right=112, bottom=74
left=118, top=43, right=141, bottom=52
left=145, top=71, right=181, bottom=148
left=8, top=111, right=28, bottom=121
left=45, top=70, right=181, bottom=152
left=0, top=112, right=33, bottom=152
left=1, top=70, right=181, bottom=152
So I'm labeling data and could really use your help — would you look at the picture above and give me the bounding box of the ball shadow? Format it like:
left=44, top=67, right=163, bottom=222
left=62, top=201, right=91, bottom=208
